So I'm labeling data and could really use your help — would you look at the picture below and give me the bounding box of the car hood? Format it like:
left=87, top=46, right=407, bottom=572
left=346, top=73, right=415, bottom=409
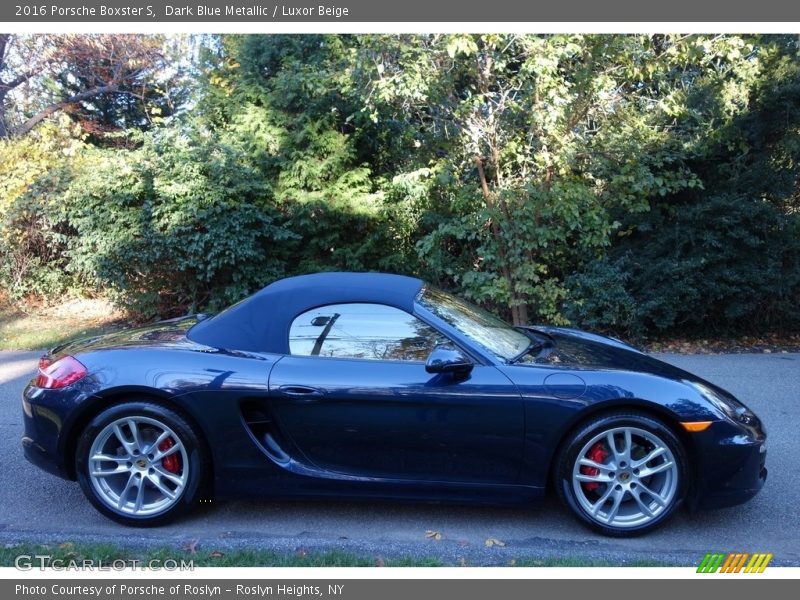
left=521, top=326, right=705, bottom=383
left=50, top=316, right=201, bottom=358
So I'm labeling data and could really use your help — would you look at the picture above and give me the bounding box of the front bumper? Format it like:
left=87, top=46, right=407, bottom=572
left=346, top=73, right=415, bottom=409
left=688, top=418, right=767, bottom=510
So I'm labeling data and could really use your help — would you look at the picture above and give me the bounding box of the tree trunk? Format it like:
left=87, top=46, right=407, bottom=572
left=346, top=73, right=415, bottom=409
left=0, top=84, right=9, bottom=139
left=474, top=154, right=528, bottom=325
left=515, top=302, right=529, bottom=326
left=0, top=99, right=8, bottom=139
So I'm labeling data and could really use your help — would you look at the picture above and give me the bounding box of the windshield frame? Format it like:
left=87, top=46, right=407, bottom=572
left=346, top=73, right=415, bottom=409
left=414, top=285, right=534, bottom=364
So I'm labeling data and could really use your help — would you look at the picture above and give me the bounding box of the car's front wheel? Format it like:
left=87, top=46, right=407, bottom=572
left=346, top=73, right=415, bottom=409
left=76, top=401, right=208, bottom=526
left=555, top=411, right=687, bottom=537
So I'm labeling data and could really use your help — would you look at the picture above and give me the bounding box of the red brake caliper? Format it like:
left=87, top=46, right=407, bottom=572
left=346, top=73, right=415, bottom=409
left=580, top=442, right=608, bottom=492
left=158, top=437, right=181, bottom=474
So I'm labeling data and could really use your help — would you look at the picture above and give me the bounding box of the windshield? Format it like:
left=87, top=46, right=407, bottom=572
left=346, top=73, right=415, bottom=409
left=417, top=286, right=532, bottom=361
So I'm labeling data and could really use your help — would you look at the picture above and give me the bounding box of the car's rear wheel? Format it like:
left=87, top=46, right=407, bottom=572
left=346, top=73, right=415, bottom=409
left=555, top=411, right=687, bottom=537
left=76, top=401, right=208, bottom=526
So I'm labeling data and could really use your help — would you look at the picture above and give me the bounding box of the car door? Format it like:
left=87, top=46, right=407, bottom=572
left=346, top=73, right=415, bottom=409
left=267, top=303, right=524, bottom=485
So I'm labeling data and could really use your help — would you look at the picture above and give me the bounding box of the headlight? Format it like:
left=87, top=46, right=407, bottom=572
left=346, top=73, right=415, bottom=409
left=691, top=382, right=758, bottom=426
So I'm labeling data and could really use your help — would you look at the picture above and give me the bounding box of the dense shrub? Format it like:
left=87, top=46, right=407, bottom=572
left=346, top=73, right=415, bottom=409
left=607, top=196, right=800, bottom=335
left=59, top=129, right=295, bottom=316
left=0, top=122, right=82, bottom=300
left=563, top=259, right=640, bottom=337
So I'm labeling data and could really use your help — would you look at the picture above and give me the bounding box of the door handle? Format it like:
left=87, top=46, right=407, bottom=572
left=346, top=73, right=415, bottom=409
left=278, top=385, right=325, bottom=398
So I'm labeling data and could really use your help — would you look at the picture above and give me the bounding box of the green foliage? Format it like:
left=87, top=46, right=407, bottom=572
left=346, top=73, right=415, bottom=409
left=598, top=35, right=800, bottom=336
left=61, top=126, right=296, bottom=316
left=220, top=34, right=411, bottom=278
left=2, top=34, right=800, bottom=338
left=563, top=259, right=640, bottom=337
left=608, top=196, right=800, bottom=335
left=0, top=120, right=83, bottom=299
left=352, top=34, right=755, bottom=325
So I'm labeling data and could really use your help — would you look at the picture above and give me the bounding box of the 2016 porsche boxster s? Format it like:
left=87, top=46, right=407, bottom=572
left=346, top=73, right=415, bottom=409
left=22, top=272, right=767, bottom=536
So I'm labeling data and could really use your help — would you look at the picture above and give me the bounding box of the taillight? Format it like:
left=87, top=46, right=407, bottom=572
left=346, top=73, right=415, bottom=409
left=36, top=355, right=88, bottom=389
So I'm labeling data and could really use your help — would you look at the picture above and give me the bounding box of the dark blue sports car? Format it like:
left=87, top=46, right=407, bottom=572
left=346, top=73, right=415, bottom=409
left=22, top=272, right=767, bottom=536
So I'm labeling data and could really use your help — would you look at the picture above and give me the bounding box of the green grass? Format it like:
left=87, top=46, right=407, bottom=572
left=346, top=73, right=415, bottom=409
left=509, top=557, right=666, bottom=567
left=0, top=543, right=443, bottom=568
left=0, top=542, right=668, bottom=568
left=0, top=298, right=124, bottom=351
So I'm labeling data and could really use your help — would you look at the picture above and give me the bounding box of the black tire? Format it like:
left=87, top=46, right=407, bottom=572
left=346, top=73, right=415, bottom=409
left=76, top=401, right=210, bottom=527
left=554, top=411, right=688, bottom=537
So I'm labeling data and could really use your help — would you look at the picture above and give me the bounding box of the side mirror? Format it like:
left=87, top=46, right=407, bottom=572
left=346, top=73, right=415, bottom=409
left=425, top=346, right=474, bottom=376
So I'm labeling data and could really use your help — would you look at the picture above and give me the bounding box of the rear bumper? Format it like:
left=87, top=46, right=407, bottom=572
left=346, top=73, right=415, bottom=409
left=21, top=382, right=78, bottom=481
left=22, top=434, right=69, bottom=478
left=689, top=419, right=767, bottom=510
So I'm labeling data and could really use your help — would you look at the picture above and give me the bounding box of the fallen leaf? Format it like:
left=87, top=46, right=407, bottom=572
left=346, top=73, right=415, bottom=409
left=209, top=551, right=224, bottom=558
left=182, top=539, right=199, bottom=554
left=375, top=557, right=385, bottom=567
left=296, top=547, right=307, bottom=558
left=484, top=538, right=505, bottom=547
left=425, top=530, right=443, bottom=541
left=458, top=557, right=467, bottom=567
left=59, top=542, right=74, bottom=550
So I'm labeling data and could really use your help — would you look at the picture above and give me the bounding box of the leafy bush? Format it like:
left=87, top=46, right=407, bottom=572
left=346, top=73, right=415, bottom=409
left=59, top=127, right=296, bottom=316
left=0, top=122, right=83, bottom=300
left=563, top=259, right=640, bottom=337
left=611, top=196, right=800, bottom=335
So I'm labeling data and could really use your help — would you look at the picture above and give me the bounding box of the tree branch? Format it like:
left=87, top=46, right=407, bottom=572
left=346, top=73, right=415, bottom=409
left=13, top=83, right=119, bottom=136
left=0, top=68, right=39, bottom=93
left=0, top=34, right=9, bottom=69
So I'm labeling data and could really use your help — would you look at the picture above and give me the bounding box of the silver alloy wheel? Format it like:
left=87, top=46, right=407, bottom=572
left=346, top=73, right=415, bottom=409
left=571, top=426, right=678, bottom=529
left=87, top=416, right=189, bottom=517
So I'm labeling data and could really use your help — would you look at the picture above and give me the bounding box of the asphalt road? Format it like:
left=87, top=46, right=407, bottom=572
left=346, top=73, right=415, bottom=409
left=1, top=350, right=798, bottom=566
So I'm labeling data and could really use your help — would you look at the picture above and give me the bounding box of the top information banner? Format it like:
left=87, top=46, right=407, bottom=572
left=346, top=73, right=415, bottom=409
left=4, top=0, right=800, bottom=22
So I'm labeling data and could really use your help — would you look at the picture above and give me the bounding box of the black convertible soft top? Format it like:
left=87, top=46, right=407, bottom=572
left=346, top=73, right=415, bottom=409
left=187, top=272, right=424, bottom=353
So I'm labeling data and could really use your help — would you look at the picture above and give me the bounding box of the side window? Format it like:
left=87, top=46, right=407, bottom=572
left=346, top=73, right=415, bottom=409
left=289, top=303, right=448, bottom=361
